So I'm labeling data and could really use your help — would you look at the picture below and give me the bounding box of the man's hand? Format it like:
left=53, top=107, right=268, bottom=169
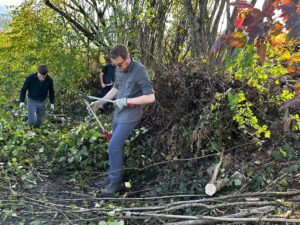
left=90, top=100, right=106, bottom=113
left=101, top=83, right=106, bottom=88
left=50, top=104, right=54, bottom=113
left=114, top=98, right=127, bottom=110
left=19, top=102, right=25, bottom=110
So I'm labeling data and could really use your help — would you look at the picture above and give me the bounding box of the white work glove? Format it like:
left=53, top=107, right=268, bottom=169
left=50, top=104, right=54, bottom=113
left=114, top=98, right=127, bottom=110
left=19, top=102, right=25, bottom=110
left=90, top=100, right=106, bottom=113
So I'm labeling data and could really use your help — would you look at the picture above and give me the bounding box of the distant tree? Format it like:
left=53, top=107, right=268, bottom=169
left=43, top=0, right=172, bottom=68
left=41, top=0, right=238, bottom=65
left=184, top=0, right=227, bottom=57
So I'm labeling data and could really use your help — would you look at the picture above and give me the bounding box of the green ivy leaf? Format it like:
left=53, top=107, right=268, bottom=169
left=234, top=178, right=242, bottom=186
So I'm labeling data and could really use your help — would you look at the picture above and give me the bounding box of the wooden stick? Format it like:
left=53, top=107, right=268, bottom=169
left=205, top=151, right=225, bottom=196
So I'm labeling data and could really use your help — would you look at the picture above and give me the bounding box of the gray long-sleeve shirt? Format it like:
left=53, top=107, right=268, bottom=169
left=114, top=59, right=154, bottom=123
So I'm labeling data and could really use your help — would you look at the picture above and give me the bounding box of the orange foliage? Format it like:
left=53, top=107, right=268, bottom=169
left=269, top=32, right=287, bottom=46
left=288, top=53, right=300, bottom=75
left=255, top=40, right=266, bottom=64
left=224, top=32, right=247, bottom=48
left=282, top=0, right=293, bottom=5
left=273, top=0, right=280, bottom=8
left=294, top=82, right=300, bottom=91
left=273, top=22, right=284, bottom=32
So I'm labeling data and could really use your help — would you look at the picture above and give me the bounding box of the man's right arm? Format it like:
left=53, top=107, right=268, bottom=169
left=19, top=77, right=30, bottom=103
left=103, top=87, right=118, bottom=100
left=90, top=87, right=118, bottom=113
left=99, top=71, right=106, bottom=88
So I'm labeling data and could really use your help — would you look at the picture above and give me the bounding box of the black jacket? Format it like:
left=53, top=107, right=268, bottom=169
left=19, top=73, right=55, bottom=103
left=102, top=63, right=115, bottom=84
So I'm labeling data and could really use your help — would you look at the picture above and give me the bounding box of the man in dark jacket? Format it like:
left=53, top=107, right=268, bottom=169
left=99, top=62, right=115, bottom=97
left=19, top=64, right=55, bottom=128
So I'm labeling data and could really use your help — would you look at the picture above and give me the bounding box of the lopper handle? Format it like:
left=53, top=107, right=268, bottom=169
left=79, top=92, right=89, bottom=100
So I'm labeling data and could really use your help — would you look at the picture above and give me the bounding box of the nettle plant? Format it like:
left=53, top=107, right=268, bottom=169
left=210, top=0, right=300, bottom=137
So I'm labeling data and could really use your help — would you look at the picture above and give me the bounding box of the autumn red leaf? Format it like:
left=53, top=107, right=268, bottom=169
left=279, top=4, right=298, bottom=19
left=240, top=8, right=264, bottom=38
left=234, top=11, right=248, bottom=28
left=245, top=23, right=265, bottom=39
left=209, top=0, right=300, bottom=63
left=277, top=1, right=300, bottom=40
left=224, top=32, right=247, bottom=48
left=286, top=13, right=300, bottom=29
left=243, top=8, right=263, bottom=27
left=286, top=13, right=300, bottom=39
left=262, top=0, right=275, bottom=18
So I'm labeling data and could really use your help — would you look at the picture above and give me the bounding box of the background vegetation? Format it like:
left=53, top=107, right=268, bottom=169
left=0, top=0, right=299, bottom=224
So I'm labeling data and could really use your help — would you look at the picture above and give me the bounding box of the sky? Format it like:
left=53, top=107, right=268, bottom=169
left=0, top=0, right=23, bottom=6
left=255, top=1, right=264, bottom=10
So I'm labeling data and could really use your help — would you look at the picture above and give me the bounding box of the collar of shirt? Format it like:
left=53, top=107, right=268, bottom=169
left=124, top=57, right=134, bottom=73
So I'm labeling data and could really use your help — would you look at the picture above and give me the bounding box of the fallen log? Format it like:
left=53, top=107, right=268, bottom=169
left=205, top=151, right=227, bottom=196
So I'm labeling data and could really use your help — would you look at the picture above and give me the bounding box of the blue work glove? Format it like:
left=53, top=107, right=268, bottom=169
left=50, top=104, right=54, bottom=113
left=114, top=98, right=127, bottom=110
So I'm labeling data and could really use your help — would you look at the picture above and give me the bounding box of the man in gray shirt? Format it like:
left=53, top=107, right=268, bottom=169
left=91, top=44, right=155, bottom=197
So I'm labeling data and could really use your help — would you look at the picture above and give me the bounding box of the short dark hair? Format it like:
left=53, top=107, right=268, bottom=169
left=110, top=44, right=129, bottom=59
left=38, top=64, right=48, bottom=75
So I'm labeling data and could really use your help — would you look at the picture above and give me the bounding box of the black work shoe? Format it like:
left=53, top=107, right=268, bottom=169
left=95, top=177, right=110, bottom=188
left=100, top=183, right=121, bottom=197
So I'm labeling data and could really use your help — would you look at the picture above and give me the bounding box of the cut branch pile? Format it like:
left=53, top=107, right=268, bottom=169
left=144, top=60, right=230, bottom=157
left=1, top=177, right=299, bottom=225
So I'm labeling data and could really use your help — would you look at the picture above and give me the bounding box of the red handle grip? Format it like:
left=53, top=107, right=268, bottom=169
left=127, top=104, right=134, bottom=107
left=103, top=130, right=111, bottom=142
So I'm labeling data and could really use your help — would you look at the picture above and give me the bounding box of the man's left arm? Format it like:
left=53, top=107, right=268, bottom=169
left=128, top=66, right=155, bottom=105
left=127, top=94, right=155, bottom=105
left=49, top=79, right=55, bottom=104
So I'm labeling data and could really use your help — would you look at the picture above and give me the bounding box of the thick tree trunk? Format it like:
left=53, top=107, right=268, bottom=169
left=139, top=1, right=171, bottom=67
left=185, top=0, right=201, bottom=57
left=184, top=0, right=227, bottom=56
